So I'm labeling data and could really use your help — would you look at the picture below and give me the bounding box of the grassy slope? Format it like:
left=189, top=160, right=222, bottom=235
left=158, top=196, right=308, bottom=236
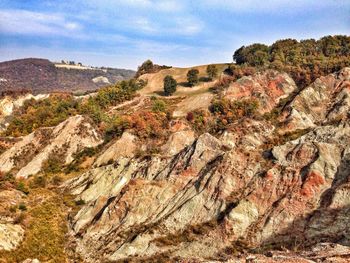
left=138, top=63, right=230, bottom=95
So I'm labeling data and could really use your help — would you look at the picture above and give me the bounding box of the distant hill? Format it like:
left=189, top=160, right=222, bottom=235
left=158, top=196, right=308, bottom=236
left=0, top=58, right=135, bottom=94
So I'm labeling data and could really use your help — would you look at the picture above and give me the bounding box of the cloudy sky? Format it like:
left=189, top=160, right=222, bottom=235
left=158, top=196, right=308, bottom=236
left=0, top=0, right=349, bottom=69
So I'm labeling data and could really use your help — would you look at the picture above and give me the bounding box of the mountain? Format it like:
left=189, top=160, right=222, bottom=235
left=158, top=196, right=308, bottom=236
left=0, top=58, right=135, bottom=95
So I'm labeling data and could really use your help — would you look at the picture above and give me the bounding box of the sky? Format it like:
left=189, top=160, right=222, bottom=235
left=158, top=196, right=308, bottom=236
left=0, top=0, right=349, bottom=70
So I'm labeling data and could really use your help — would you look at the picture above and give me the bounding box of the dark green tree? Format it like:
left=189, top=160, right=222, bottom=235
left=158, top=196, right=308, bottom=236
left=163, top=75, right=177, bottom=96
left=136, top=59, right=154, bottom=77
left=206, top=65, right=218, bottom=80
left=187, top=69, right=199, bottom=86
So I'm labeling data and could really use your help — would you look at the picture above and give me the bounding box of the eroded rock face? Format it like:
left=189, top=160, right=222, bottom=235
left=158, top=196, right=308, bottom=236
left=0, top=115, right=103, bottom=178
left=94, top=132, right=137, bottom=167
left=225, top=70, right=296, bottom=112
left=64, top=69, right=350, bottom=262
left=283, top=67, right=350, bottom=130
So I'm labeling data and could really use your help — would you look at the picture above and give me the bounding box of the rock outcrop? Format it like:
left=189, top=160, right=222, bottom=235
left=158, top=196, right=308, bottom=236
left=225, top=70, right=296, bottom=112
left=0, top=115, right=103, bottom=178
left=0, top=223, right=24, bottom=251
left=283, top=67, right=350, bottom=130
left=63, top=69, right=350, bottom=262
left=94, top=132, right=137, bottom=167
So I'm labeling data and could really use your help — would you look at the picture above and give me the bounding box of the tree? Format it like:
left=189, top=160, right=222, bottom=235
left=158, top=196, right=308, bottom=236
left=206, top=65, right=218, bottom=80
left=139, top=59, right=153, bottom=72
left=136, top=59, right=154, bottom=77
left=163, top=75, right=177, bottom=96
left=187, top=69, right=199, bottom=86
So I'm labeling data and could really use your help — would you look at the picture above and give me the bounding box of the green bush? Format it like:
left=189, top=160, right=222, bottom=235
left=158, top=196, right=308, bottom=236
left=16, top=181, right=30, bottom=195
left=163, top=75, right=177, bottom=96
left=152, top=99, right=167, bottom=113
left=104, top=116, right=130, bottom=142
left=206, top=65, right=218, bottom=80
left=187, top=69, right=199, bottom=86
left=18, top=203, right=27, bottom=211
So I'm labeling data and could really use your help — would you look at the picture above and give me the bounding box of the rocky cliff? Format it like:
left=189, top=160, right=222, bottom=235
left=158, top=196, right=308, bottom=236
left=62, top=68, right=350, bottom=262
left=0, top=115, right=103, bottom=178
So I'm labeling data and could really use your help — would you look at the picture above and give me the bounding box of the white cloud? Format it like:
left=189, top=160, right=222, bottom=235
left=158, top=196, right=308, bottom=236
left=201, top=0, right=344, bottom=13
left=64, top=22, right=81, bottom=30
left=173, top=17, right=203, bottom=35
left=132, top=17, right=157, bottom=33
left=0, top=9, right=83, bottom=37
left=85, top=0, right=184, bottom=12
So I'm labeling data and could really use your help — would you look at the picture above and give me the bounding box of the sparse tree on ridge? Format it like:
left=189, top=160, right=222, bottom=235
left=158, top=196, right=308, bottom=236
left=206, top=65, right=218, bottom=80
left=187, top=68, right=199, bottom=86
left=163, top=75, right=177, bottom=96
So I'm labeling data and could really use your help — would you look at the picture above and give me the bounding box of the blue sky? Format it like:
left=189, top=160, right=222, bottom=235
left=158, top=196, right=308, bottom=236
left=0, top=0, right=349, bottom=70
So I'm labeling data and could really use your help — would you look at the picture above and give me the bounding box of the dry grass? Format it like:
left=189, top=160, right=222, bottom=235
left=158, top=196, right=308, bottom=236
left=138, top=63, right=230, bottom=96
left=0, top=187, right=75, bottom=263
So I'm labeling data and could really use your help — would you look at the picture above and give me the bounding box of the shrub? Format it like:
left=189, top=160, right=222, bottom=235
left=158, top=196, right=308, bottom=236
left=186, top=110, right=209, bottom=133
left=18, top=203, right=27, bottom=211
left=129, top=110, right=169, bottom=139
left=210, top=76, right=235, bottom=94
left=31, top=175, right=47, bottom=188
left=104, top=116, right=130, bottom=142
left=187, top=69, right=199, bottom=86
left=3, top=79, right=144, bottom=137
left=42, top=155, right=64, bottom=174
left=186, top=112, right=194, bottom=122
left=163, top=75, right=177, bottom=96
left=51, top=175, right=63, bottom=186
left=16, top=181, right=29, bottom=195
left=209, top=98, right=260, bottom=132
left=9, top=206, right=17, bottom=213
left=152, top=99, right=167, bottom=113
left=136, top=60, right=172, bottom=77
left=0, top=173, right=15, bottom=190
left=206, top=65, right=218, bottom=80
left=74, top=199, right=85, bottom=206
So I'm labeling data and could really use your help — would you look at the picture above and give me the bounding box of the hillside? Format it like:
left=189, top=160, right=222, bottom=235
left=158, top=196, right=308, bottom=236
left=0, top=35, right=350, bottom=262
left=139, top=63, right=230, bottom=95
left=0, top=65, right=349, bottom=262
left=0, top=58, right=135, bottom=95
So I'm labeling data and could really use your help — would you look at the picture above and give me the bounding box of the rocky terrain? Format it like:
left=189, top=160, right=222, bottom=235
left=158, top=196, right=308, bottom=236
left=0, top=65, right=349, bottom=262
left=0, top=58, right=135, bottom=94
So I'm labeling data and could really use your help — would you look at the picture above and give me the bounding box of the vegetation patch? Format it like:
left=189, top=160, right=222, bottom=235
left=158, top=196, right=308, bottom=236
left=0, top=189, right=69, bottom=263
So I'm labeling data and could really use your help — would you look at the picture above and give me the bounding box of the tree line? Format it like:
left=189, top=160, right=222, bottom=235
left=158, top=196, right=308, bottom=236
left=232, top=35, right=350, bottom=87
